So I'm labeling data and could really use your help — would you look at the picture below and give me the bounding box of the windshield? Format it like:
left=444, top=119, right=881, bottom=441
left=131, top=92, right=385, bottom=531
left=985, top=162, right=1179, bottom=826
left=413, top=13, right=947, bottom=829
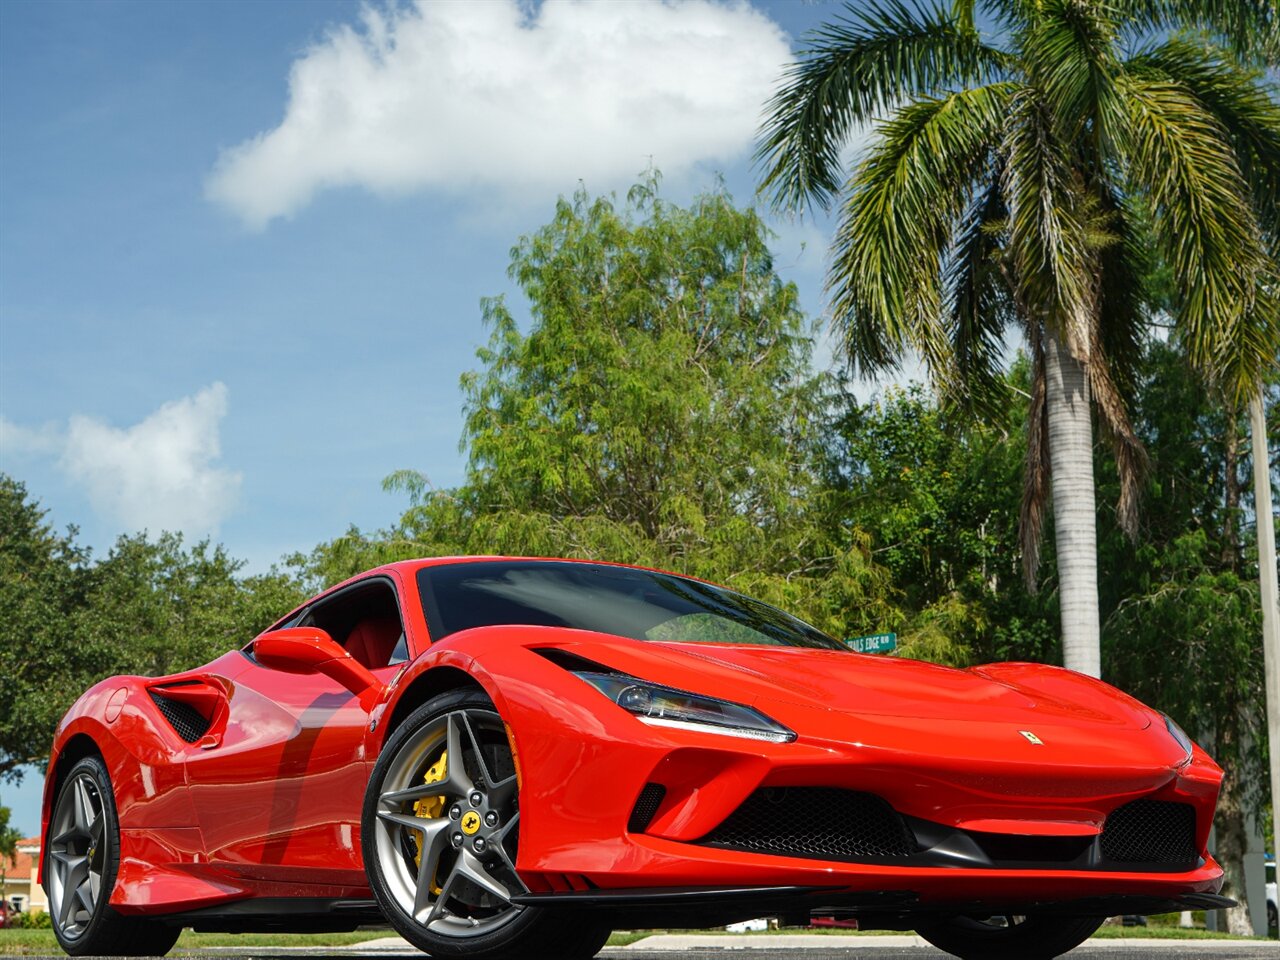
left=417, top=560, right=846, bottom=650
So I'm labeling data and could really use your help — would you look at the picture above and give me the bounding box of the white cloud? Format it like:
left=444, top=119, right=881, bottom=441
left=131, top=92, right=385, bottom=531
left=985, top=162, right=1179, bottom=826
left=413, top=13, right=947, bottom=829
left=206, top=0, right=791, bottom=228
left=0, top=417, right=64, bottom=458
left=51, top=384, right=241, bottom=538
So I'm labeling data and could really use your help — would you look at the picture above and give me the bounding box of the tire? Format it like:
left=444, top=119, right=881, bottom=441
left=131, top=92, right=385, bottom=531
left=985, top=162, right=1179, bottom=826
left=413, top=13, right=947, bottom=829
left=914, top=914, right=1105, bottom=960
left=362, top=689, right=611, bottom=959
left=1267, top=900, right=1276, bottom=934
left=46, top=754, right=181, bottom=957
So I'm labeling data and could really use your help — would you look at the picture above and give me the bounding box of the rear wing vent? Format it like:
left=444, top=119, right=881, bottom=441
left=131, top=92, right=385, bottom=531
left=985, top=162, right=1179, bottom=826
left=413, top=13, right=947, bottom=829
left=148, top=691, right=212, bottom=743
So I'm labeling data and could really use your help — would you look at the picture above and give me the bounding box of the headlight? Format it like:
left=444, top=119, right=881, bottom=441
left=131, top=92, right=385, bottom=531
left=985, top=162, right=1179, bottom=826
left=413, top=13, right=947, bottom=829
left=573, top=671, right=796, bottom=743
left=1162, top=713, right=1193, bottom=761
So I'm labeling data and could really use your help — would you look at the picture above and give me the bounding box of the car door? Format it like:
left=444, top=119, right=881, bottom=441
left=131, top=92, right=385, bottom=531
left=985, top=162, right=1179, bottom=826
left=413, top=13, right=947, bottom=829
left=181, top=576, right=409, bottom=889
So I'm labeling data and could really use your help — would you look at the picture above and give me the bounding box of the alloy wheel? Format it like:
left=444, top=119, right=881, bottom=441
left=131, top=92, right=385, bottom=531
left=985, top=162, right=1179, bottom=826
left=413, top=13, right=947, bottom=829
left=48, top=772, right=106, bottom=939
left=373, top=708, right=523, bottom=938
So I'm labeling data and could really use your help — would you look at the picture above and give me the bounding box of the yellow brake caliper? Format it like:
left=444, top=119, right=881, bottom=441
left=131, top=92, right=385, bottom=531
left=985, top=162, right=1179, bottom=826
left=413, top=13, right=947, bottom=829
left=413, top=751, right=448, bottom=894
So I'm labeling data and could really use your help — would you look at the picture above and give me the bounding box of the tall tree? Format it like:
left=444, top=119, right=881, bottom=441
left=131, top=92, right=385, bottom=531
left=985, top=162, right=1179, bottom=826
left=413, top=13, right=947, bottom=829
left=299, top=178, right=962, bottom=659
left=757, top=0, right=1280, bottom=678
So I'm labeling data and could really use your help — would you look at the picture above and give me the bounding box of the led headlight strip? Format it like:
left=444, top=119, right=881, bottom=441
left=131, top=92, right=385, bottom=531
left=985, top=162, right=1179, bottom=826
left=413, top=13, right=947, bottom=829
left=573, top=671, right=796, bottom=743
left=1161, top=712, right=1194, bottom=762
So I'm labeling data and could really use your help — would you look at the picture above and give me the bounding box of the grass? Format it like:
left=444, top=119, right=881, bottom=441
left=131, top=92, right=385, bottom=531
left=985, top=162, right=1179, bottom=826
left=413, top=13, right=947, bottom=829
left=2, top=921, right=1272, bottom=955
left=611, top=923, right=1274, bottom=942
left=0, top=930, right=385, bottom=956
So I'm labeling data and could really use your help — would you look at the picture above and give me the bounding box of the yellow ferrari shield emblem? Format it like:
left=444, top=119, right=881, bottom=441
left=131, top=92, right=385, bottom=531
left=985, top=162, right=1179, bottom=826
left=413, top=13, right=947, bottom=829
left=461, top=810, right=482, bottom=835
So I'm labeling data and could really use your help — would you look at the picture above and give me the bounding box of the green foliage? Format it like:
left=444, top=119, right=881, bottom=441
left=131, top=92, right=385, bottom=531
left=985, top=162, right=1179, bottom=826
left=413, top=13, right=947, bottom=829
left=7, top=910, right=52, bottom=929
left=298, top=179, right=950, bottom=654
left=822, top=369, right=1059, bottom=665
left=1107, top=531, right=1265, bottom=798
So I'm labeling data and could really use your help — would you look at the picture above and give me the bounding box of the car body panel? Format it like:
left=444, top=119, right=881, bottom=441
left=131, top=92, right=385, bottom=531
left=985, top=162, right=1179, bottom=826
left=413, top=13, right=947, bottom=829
left=41, top=556, right=1225, bottom=924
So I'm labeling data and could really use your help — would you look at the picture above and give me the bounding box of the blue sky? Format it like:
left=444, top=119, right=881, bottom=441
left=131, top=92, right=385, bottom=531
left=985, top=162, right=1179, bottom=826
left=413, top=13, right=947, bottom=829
left=0, top=0, right=864, bottom=834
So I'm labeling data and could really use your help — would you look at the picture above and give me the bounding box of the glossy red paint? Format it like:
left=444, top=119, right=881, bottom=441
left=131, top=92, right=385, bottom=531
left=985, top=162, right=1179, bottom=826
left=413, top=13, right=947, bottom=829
left=41, top=556, right=1225, bottom=924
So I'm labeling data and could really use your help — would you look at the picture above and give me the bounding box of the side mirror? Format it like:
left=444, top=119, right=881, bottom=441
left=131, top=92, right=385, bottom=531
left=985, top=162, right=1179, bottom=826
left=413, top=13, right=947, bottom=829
left=253, top=627, right=383, bottom=707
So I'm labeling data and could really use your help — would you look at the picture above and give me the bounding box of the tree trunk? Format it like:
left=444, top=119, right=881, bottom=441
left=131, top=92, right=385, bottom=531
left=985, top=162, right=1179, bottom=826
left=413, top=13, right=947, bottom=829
left=1043, top=327, right=1102, bottom=677
left=1249, top=390, right=1280, bottom=915
left=1213, top=784, right=1255, bottom=935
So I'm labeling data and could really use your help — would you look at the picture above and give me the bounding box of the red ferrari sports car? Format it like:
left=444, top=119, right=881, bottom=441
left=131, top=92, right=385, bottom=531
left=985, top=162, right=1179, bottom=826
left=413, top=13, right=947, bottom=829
left=41, top=557, right=1230, bottom=960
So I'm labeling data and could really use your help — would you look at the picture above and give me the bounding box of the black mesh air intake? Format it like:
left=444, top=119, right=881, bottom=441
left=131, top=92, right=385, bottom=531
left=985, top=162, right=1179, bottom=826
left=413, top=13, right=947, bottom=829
left=700, top=787, right=914, bottom=862
left=628, top=783, right=667, bottom=833
left=1100, top=799, right=1197, bottom=865
left=148, top=691, right=211, bottom=744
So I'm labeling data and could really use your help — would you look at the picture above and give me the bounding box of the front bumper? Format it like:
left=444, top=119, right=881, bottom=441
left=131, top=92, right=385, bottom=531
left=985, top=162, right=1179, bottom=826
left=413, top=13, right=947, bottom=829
left=510, top=884, right=1235, bottom=929
left=479, top=641, right=1225, bottom=913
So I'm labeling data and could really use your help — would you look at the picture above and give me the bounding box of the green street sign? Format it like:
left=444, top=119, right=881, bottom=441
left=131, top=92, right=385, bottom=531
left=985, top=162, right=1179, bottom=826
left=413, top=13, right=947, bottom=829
left=845, top=632, right=897, bottom=654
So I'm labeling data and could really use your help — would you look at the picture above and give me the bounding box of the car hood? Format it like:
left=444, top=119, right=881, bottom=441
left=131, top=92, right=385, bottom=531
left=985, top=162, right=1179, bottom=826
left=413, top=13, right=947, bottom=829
left=550, top=635, right=1154, bottom=732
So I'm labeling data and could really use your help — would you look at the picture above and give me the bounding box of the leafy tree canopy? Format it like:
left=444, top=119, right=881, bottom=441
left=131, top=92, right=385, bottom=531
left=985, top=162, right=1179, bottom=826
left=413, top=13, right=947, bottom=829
left=297, top=177, right=969, bottom=661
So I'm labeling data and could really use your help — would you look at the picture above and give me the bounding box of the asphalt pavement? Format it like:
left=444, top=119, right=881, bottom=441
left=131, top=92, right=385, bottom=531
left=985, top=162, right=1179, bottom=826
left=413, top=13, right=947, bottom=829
left=121, top=932, right=1279, bottom=959
left=19, top=933, right=1280, bottom=960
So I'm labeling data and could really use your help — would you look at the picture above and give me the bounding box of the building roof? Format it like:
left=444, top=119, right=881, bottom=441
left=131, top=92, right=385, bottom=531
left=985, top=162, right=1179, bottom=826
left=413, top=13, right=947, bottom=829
left=3, top=838, right=39, bottom=878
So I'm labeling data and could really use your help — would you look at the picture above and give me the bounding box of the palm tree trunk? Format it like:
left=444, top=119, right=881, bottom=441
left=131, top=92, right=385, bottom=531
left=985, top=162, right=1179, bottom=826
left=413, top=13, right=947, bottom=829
left=1249, top=390, right=1280, bottom=916
left=1043, top=326, right=1102, bottom=677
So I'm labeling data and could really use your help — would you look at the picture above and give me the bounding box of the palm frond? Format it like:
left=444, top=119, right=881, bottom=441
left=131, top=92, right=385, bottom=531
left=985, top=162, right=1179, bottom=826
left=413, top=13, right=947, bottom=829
left=757, top=0, right=1010, bottom=213
left=828, top=82, right=1015, bottom=378
left=944, top=173, right=1016, bottom=414
left=1095, top=185, right=1151, bottom=400
left=1114, top=0, right=1280, bottom=66
left=1126, top=37, right=1280, bottom=243
left=1001, top=87, right=1096, bottom=357
left=1086, top=329, right=1149, bottom=540
left=1025, top=0, right=1125, bottom=148
left=1119, top=75, right=1272, bottom=395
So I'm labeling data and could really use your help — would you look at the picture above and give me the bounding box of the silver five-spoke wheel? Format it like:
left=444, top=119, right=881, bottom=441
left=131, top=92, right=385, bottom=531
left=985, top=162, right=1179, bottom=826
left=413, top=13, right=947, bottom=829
left=373, top=707, right=524, bottom=938
left=48, top=771, right=106, bottom=939
left=46, top=754, right=180, bottom=957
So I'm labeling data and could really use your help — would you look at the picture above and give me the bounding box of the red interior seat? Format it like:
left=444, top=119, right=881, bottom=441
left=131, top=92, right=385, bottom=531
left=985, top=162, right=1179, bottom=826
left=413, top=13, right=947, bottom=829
left=345, top=617, right=403, bottom=670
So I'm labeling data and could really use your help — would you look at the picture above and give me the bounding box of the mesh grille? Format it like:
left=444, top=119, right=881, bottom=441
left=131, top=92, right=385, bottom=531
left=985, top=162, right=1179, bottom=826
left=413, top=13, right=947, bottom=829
left=148, top=692, right=211, bottom=743
left=1100, top=799, right=1197, bottom=865
left=701, top=787, right=914, bottom=861
left=628, top=783, right=667, bottom=833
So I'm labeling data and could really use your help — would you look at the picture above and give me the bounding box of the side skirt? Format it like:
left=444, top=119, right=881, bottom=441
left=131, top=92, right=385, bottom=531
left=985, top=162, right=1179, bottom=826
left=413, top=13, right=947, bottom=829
left=157, top=898, right=385, bottom=933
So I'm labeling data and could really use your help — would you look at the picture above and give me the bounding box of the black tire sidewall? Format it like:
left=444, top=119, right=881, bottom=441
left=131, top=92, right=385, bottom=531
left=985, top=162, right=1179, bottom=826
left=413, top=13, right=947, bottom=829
left=48, top=755, right=121, bottom=954
left=915, top=914, right=1106, bottom=960
left=361, top=689, right=547, bottom=959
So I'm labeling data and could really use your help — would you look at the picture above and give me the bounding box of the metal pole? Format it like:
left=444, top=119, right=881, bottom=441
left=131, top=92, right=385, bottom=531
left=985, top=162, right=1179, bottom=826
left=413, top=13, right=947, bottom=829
left=1248, top=390, right=1279, bottom=927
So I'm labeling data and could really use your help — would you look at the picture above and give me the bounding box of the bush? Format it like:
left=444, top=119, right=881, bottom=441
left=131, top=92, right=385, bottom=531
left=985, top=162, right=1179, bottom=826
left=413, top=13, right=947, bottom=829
left=10, top=909, right=52, bottom=929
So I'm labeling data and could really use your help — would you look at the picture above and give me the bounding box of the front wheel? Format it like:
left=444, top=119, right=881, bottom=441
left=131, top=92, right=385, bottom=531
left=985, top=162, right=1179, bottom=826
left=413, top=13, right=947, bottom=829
left=915, top=914, right=1105, bottom=960
left=362, top=689, right=610, bottom=959
left=46, top=755, right=181, bottom=956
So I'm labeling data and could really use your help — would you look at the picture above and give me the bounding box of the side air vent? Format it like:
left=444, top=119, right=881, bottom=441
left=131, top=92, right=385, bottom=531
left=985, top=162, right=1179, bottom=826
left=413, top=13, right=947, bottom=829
left=628, top=783, right=667, bottom=833
left=1100, top=799, right=1197, bottom=865
left=148, top=691, right=211, bottom=744
left=701, top=787, right=915, bottom=862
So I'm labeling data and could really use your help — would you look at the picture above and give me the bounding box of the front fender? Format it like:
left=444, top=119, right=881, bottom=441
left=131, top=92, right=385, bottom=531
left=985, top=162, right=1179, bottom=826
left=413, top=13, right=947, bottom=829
left=41, top=677, right=199, bottom=885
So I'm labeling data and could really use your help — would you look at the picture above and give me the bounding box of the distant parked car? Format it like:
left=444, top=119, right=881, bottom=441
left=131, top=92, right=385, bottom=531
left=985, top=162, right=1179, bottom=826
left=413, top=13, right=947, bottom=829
left=1267, top=860, right=1276, bottom=934
left=0, top=899, right=10, bottom=929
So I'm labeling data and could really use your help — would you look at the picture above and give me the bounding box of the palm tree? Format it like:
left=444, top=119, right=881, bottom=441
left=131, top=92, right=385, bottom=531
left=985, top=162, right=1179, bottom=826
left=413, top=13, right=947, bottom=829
left=758, top=0, right=1280, bottom=678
